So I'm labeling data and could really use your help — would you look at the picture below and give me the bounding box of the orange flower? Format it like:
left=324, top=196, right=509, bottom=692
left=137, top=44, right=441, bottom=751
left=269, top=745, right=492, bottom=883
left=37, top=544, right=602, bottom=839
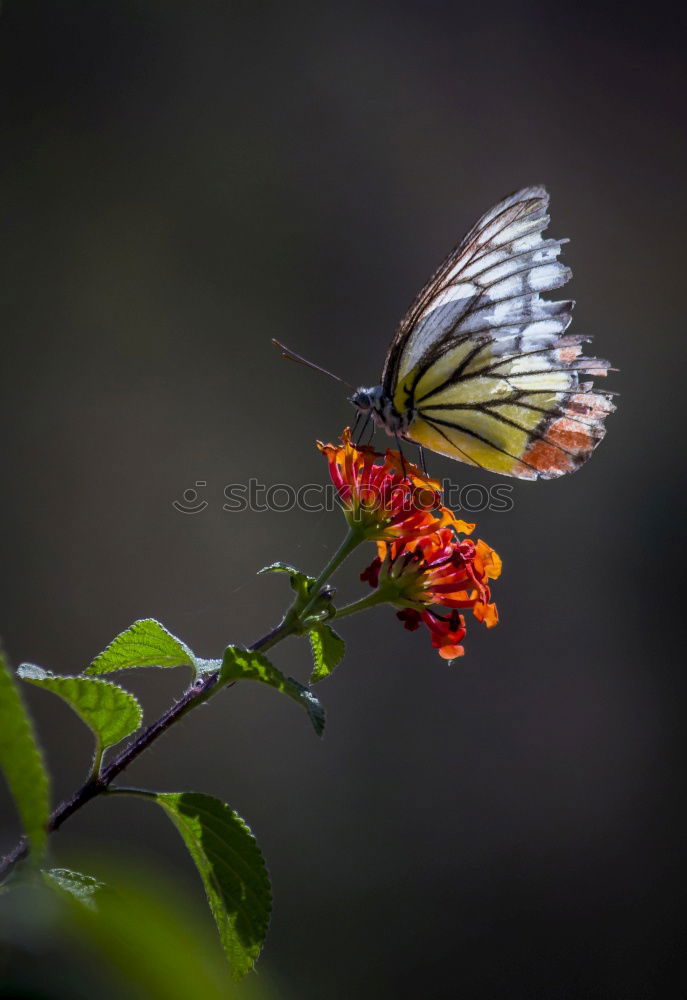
left=317, top=428, right=444, bottom=542
left=361, top=526, right=501, bottom=659
left=396, top=607, right=468, bottom=661
left=317, top=428, right=502, bottom=659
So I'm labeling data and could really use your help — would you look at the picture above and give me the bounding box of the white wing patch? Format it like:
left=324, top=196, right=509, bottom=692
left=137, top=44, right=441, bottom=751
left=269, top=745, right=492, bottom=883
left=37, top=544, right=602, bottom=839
left=384, top=187, right=574, bottom=386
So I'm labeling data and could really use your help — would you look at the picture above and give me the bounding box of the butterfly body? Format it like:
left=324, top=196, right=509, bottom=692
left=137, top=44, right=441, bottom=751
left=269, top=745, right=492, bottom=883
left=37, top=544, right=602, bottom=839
left=349, top=185, right=615, bottom=480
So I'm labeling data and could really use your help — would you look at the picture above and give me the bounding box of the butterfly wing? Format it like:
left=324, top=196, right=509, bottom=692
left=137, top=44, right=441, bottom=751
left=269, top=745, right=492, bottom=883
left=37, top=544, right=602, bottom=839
left=382, top=186, right=615, bottom=479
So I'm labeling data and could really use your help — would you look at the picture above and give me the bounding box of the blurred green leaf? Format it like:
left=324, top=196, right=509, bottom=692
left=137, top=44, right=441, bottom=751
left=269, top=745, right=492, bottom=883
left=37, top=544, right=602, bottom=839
left=18, top=665, right=142, bottom=750
left=2, top=864, right=272, bottom=999
left=84, top=619, right=196, bottom=676
left=308, top=624, right=346, bottom=683
left=153, top=792, right=271, bottom=980
left=0, top=647, right=50, bottom=862
left=42, top=867, right=107, bottom=911
left=220, top=646, right=325, bottom=737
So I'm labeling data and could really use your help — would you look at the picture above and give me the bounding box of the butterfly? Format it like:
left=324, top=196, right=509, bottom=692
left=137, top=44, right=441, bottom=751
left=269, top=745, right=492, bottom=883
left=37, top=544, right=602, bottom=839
left=275, top=185, right=615, bottom=479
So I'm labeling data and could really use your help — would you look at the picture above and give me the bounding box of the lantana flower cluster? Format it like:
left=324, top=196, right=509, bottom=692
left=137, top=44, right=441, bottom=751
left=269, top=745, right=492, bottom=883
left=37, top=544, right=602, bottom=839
left=317, top=428, right=501, bottom=660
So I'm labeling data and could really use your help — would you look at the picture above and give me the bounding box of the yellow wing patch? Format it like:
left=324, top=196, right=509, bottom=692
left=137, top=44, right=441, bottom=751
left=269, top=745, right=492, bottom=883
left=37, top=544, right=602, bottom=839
left=398, top=338, right=613, bottom=480
left=407, top=413, right=539, bottom=478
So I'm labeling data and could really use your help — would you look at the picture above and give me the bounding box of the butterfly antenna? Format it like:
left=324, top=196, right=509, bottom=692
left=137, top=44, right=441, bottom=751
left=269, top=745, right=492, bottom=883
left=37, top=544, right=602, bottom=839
left=272, top=339, right=354, bottom=390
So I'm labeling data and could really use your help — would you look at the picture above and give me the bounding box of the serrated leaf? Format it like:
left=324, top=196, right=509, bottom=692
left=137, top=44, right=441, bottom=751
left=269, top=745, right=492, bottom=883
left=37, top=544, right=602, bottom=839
left=308, top=624, right=346, bottom=684
left=42, top=867, right=107, bottom=911
left=153, top=792, right=271, bottom=980
left=18, top=665, right=142, bottom=749
left=220, top=646, right=325, bottom=737
left=192, top=657, right=223, bottom=676
left=0, top=647, right=50, bottom=861
left=257, top=561, right=315, bottom=600
left=257, top=561, right=304, bottom=577
left=85, top=619, right=196, bottom=676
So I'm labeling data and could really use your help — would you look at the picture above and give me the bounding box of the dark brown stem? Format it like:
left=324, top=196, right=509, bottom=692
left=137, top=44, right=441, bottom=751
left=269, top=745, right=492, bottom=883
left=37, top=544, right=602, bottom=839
left=0, top=619, right=294, bottom=883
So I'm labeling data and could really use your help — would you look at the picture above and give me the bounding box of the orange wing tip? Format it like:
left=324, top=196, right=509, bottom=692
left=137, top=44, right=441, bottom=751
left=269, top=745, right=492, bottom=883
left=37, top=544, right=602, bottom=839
left=523, top=440, right=577, bottom=477
left=522, top=394, right=613, bottom=479
left=569, top=392, right=616, bottom=419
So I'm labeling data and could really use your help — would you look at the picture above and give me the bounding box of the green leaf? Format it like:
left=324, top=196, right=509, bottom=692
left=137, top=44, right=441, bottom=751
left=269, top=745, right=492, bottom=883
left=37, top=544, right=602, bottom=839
left=192, top=657, right=223, bottom=676
left=153, top=792, right=271, bottom=980
left=308, top=623, right=346, bottom=683
left=257, top=561, right=315, bottom=600
left=18, top=665, right=142, bottom=750
left=257, top=560, right=305, bottom=577
left=220, top=646, right=325, bottom=737
left=42, top=867, right=107, bottom=911
left=84, top=619, right=196, bottom=676
left=0, top=647, right=50, bottom=861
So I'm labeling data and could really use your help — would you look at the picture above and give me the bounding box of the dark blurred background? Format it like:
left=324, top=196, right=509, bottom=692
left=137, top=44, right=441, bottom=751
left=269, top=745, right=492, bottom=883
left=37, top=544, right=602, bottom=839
left=1, top=2, right=685, bottom=997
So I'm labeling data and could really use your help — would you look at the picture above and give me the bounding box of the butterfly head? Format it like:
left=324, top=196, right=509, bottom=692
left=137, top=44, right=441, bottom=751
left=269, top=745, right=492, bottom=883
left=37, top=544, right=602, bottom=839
left=350, top=386, right=378, bottom=412
left=350, top=385, right=408, bottom=435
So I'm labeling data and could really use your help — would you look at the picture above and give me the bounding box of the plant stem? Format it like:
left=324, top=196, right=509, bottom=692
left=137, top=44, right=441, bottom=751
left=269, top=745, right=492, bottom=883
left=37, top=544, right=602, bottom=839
left=0, top=618, right=299, bottom=884
left=299, top=527, right=362, bottom=620
left=88, top=742, right=105, bottom=783
left=249, top=617, right=295, bottom=653
left=333, top=589, right=391, bottom=619
left=0, top=529, right=371, bottom=883
left=104, top=786, right=158, bottom=800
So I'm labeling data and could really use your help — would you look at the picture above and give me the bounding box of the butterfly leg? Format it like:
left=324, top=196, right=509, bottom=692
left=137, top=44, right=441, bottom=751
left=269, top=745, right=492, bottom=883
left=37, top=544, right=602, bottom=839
left=394, top=434, right=408, bottom=478
left=417, top=444, right=428, bottom=475
left=354, top=412, right=371, bottom=447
